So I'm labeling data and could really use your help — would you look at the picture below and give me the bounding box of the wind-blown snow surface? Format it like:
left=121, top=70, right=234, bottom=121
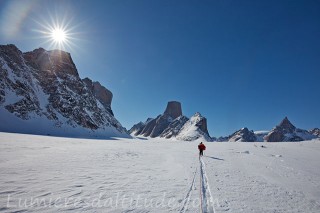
left=1, top=132, right=320, bottom=212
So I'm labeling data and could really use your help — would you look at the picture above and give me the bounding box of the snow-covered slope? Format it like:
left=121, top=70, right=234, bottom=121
left=1, top=132, right=320, bottom=212
left=0, top=44, right=128, bottom=138
left=176, top=112, right=211, bottom=142
left=254, top=130, right=269, bottom=142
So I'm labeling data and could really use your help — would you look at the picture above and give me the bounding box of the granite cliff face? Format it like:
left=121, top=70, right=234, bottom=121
left=82, top=77, right=113, bottom=116
left=160, top=115, right=189, bottom=139
left=0, top=44, right=128, bottom=138
left=129, top=102, right=211, bottom=141
left=132, top=101, right=184, bottom=138
left=163, top=101, right=182, bottom=119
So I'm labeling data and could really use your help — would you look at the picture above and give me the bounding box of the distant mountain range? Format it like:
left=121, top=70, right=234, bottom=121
left=1, top=44, right=319, bottom=142
left=217, top=117, right=318, bottom=142
left=131, top=110, right=319, bottom=142
left=0, top=44, right=128, bottom=138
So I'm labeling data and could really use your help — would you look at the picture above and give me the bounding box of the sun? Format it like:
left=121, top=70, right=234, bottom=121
left=51, top=28, right=66, bottom=43
left=34, top=14, right=80, bottom=51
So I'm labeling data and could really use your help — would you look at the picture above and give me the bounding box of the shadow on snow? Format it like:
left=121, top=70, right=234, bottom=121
left=205, top=156, right=224, bottom=161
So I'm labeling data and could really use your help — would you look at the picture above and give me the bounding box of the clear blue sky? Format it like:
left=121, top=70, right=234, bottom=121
left=1, top=0, right=319, bottom=137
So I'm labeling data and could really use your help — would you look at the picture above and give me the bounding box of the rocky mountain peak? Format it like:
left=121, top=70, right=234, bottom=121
left=176, top=112, right=211, bottom=141
left=191, top=112, right=209, bottom=135
left=23, top=48, right=79, bottom=77
left=0, top=44, right=128, bottom=138
left=265, top=117, right=314, bottom=142
left=228, top=127, right=256, bottom=142
left=130, top=102, right=211, bottom=141
left=49, top=50, right=78, bottom=76
left=164, top=101, right=182, bottom=119
left=278, top=116, right=296, bottom=132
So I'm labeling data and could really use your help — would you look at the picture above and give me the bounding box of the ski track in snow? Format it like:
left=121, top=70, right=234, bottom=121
left=179, top=167, right=197, bottom=213
left=199, top=157, right=215, bottom=213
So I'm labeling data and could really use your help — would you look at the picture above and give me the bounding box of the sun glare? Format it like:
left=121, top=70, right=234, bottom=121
left=35, top=14, right=80, bottom=51
left=51, top=28, right=66, bottom=42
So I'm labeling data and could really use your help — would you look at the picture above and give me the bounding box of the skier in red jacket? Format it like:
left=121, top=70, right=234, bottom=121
left=198, top=142, right=206, bottom=156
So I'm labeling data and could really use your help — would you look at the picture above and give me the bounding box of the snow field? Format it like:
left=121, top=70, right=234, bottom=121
left=0, top=132, right=320, bottom=213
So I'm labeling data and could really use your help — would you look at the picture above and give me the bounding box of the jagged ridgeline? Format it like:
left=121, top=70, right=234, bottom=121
left=130, top=101, right=212, bottom=141
left=217, top=117, right=318, bottom=142
left=0, top=44, right=129, bottom=138
left=264, top=117, right=316, bottom=142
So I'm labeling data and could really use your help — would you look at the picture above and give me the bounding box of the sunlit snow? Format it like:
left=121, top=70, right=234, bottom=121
left=1, top=132, right=320, bottom=212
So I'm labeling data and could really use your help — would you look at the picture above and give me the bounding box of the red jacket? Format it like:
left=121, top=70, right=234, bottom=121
left=198, top=144, right=206, bottom=151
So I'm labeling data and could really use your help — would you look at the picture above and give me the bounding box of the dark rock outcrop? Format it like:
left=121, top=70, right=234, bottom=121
left=24, top=48, right=79, bottom=77
left=129, top=118, right=153, bottom=136
left=138, top=101, right=183, bottom=138
left=140, top=101, right=184, bottom=138
left=83, top=77, right=113, bottom=115
left=140, top=116, right=158, bottom=137
left=195, top=113, right=209, bottom=135
left=160, top=115, right=189, bottom=138
left=149, top=114, right=173, bottom=137
left=164, top=101, right=182, bottom=119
